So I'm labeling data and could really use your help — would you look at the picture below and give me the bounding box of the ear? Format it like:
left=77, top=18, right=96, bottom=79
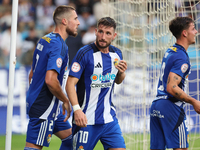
left=112, top=32, right=117, bottom=40
left=182, top=30, right=187, bottom=37
left=95, top=28, right=98, bottom=36
left=62, top=18, right=68, bottom=26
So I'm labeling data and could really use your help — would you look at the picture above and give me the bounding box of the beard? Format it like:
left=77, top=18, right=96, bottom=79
left=66, top=27, right=77, bottom=37
left=96, top=39, right=111, bottom=49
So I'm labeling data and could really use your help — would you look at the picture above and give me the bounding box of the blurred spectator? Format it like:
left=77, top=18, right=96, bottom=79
left=74, top=0, right=96, bottom=31
left=24, top=27, right=39, bottom=45
left=66, top=34, right=83, bottom=66
left=21, top=27, right=39, bottom=66
left=93, top=1, right=104, bottom=21
left=18, top=0, right=35, bottom=32
left=82, top=24, right=96, bottom=45
left=44, top=23, right=55, bottom=35
left=54, top=0, right=69, bottom=6
left=36, top=0, right=56, bottom=30
left=0, top=0, right=12, bottom=32
left=0, top=26, right=23, bottom=67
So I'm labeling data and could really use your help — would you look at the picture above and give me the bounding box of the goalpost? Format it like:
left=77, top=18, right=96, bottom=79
left=101, top=0, right=200, bottom=150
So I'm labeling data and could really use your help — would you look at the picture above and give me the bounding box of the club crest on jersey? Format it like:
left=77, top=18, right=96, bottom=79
left=78, top=145, right=84, bottom=150
left=47, top=134, right=52, bottom=143
left=71, top=62, right=81, bottom=72
left=113, top=58, right=119, bottom=66
left=181, top=63, right=188, bottom=73
left=56, top=58, right=62, bottom=68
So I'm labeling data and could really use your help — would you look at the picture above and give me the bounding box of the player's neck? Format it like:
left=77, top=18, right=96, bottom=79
left=53, top=26, right=68, bottom=41
left=95, top=42, right=109, bottom=53
left=176, top=39, right=189, bottom=51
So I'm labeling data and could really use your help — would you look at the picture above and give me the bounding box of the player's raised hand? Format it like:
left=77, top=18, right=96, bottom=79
left=62, top=100, right=72, bottom=122
left=74, top=109, right=87, bottom=127
left=115, top=60, right=127, bottom=73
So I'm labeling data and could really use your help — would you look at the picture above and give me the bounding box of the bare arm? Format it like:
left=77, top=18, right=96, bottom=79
left=45, top=70, right=71, bottom=121
left=167, top=72, right=200, bottom=113
left=66, top=76, right=87, bottom=127
left=29, top=68, right=33, bottom=84
left=115, top=60, right=127, bottom=84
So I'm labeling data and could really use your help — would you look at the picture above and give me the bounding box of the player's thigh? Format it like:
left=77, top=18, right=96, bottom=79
left=101, top=119, right=126, bottom=150
left=152, top=100, right=188, bottom=149
left=150, top=101, right=165, bottom=149
left=72, top=124, right=102, bottom=150
left=26, top=118, right=55, bottom=147
left=53, top=114, right=72, bottom=139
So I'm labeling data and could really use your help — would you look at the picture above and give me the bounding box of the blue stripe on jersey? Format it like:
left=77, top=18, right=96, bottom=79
left=95, top=53, right=112, bottom=123
left=76, top=45, right=93, bottom=62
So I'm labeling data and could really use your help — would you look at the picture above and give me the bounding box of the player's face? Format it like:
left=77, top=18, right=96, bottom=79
left=186, top=22, right=197, bottom=44
left=66, top=10, right=80, bottom=37
left=95, top=25, right=117, bottom=49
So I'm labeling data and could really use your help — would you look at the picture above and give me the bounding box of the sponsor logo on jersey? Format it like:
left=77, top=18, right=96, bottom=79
left=91, top=73, right=116, bottom=81
left=113, top=58, right=119, bottom=66
left=78, top=145, right=84, bottom=150
left=164, top=52, right=169, bottom=58
left=71, top=62, right=80, bottom=72
left=95, top=62, right=102, bottom=68
left=56, top=58, right=62, bottom=68
left=91, top=82, right=112, bottom=88
left=169, top=46, right=177, bottom=52
left=90, top=73, right=116, bottom=88
left=41, top=36, right=51, bottom=43
left=181, top=63, right=188, bottom=73
left=150, top=110, right=164, bottom=118
left=47, top=134, right=52, bottom=143
left=37, top=43, right=43, bottom=51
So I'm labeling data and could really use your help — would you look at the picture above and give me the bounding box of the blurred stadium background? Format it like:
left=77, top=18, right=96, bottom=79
left=0, top=0, right=200, bottom=150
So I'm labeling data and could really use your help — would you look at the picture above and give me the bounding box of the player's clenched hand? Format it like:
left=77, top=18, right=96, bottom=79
left=74, top=109, right=87, bottom=127
left=62, top=100, right=72, bottom=122
left=115, top=60, right=127, bottom=74
left=192, top=100, right=200, bottom=114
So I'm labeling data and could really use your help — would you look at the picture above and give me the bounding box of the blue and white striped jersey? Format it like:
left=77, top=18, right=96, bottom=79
left=155, top=43, right=191, bottom=105
left=26, top=32, right=68, bottom=120
left=69, top=43, right=122, bottom=125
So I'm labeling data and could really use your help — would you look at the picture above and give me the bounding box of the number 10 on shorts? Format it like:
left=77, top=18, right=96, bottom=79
left=79, top=131, right=89, bottom=143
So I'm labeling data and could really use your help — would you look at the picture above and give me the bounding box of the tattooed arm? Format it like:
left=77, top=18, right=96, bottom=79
left=166, top=72, right=200, bottom=114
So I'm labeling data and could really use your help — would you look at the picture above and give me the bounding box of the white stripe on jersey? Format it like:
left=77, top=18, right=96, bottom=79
left=179, top=122, right=186, bottom=148
left=103, top=85, right=113, bottom=123
left=85, top=52, right=102, bottom=124
left=36, top=120, right=48, bottom=146
left=39, top=96, right=56, bottom=119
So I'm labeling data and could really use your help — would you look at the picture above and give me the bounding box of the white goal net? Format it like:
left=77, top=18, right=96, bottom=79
left=101, top=0, right=200, bottom=149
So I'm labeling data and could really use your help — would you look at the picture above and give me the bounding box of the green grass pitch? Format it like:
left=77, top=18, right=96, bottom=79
left=1, top=133, right=200, bottom=150
left=0, top=134, right=103, bottom=150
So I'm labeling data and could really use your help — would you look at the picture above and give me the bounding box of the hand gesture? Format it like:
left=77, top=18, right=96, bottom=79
left=74, top=109, right=87, bottom=127
left=115, top=60, right=127, bottom=74
left=62, top=100, right=72, bottom=122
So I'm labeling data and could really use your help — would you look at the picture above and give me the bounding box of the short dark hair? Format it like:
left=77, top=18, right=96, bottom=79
left=97, top=17, right=116, bottom=30
left=53, top=5, right=75, bottom=25
left=169, top=16, right=194, bottom=39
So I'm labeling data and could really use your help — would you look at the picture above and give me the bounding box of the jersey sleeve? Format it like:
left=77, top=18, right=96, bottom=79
left=170, top=57, right=189, bottom=78
left=47, top=40, right=63, bottom=74
left=69, top=48, right=88, bottom=79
